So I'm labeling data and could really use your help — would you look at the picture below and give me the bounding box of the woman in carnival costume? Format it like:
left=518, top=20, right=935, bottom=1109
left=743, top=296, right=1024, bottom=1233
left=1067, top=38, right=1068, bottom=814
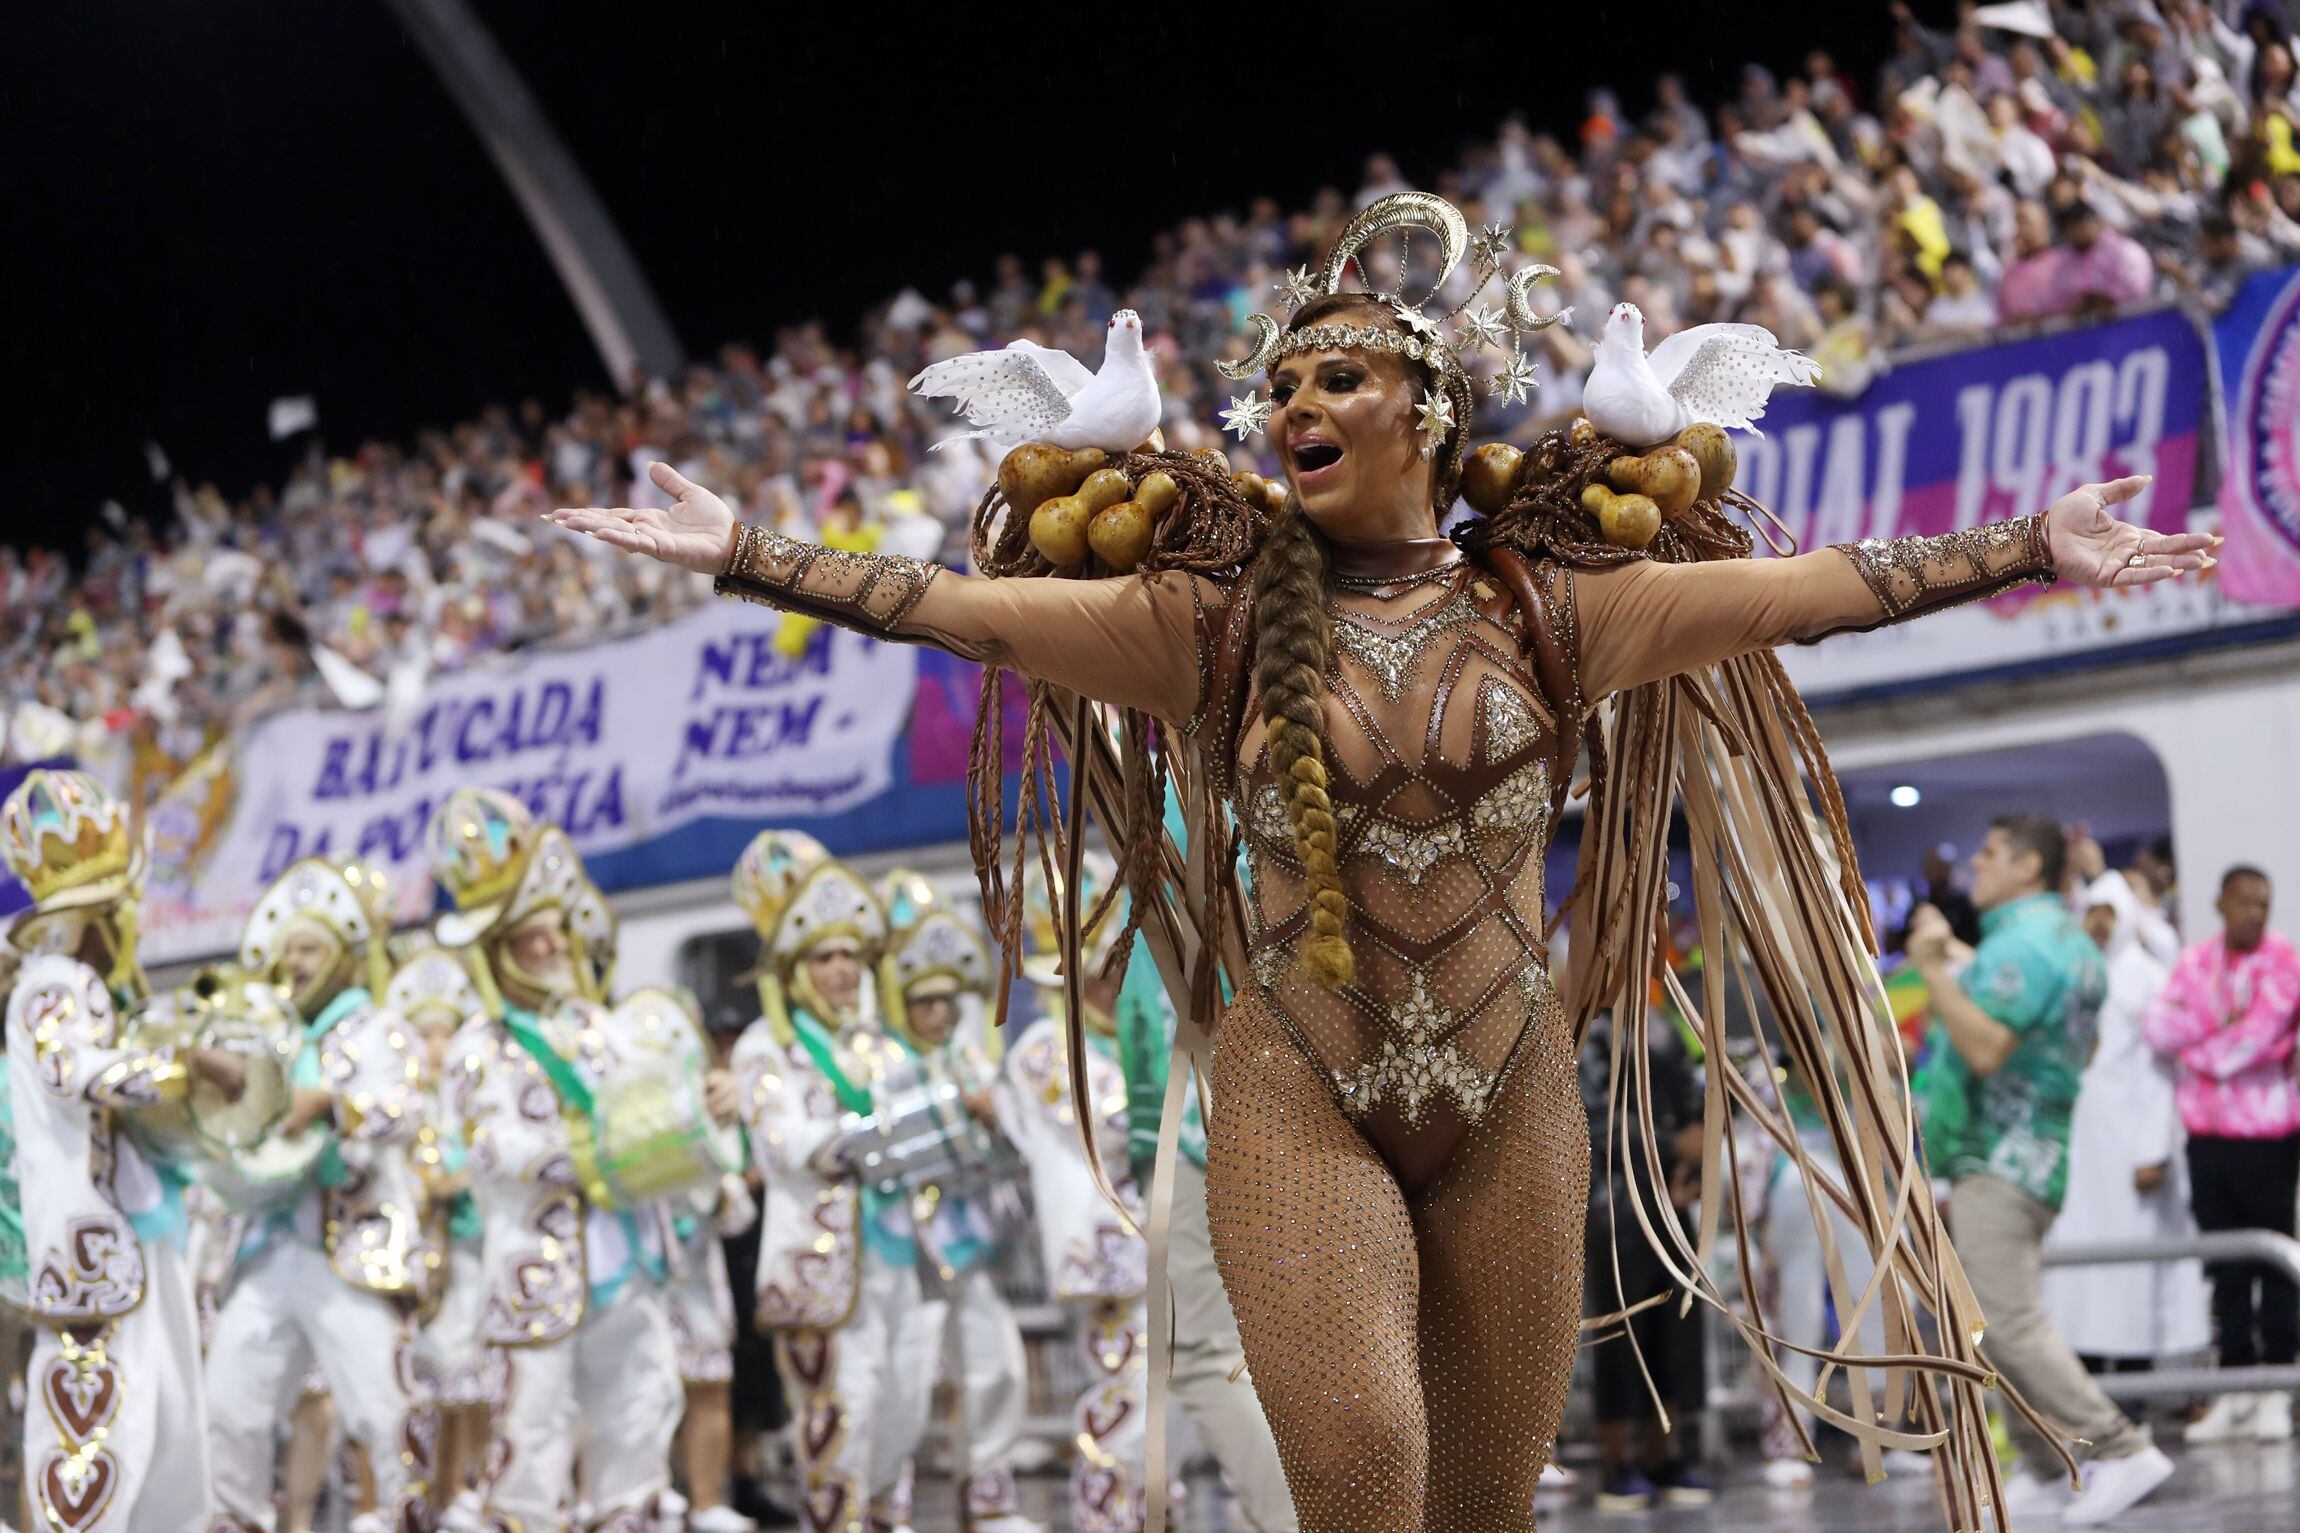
left=552, top=192, right=2217, bottom=1531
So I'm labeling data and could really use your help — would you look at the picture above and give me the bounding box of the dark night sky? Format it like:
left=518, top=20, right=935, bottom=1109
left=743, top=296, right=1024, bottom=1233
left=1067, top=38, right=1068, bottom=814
left=0, top=1, right=1914, bottom=556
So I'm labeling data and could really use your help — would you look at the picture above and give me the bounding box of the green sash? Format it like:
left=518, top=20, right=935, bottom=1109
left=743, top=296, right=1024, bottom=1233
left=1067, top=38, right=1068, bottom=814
left=790, top=1010, right=873, bottom=1115
left=501, top=1006, right=597, bottom=1118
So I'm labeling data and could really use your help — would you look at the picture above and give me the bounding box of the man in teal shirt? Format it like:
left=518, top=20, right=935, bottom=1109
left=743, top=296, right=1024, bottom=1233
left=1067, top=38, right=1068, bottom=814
left=1910, top=814, right=2169, bottom=1527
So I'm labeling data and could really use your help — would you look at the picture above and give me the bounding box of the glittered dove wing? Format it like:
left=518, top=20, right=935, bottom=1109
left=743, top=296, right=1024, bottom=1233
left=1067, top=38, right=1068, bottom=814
left=1646, top=322, right=1822, bottom=434
left=909, top=342, right=1084, bottom=447
left=1005, top=339, right=1095, bottom=396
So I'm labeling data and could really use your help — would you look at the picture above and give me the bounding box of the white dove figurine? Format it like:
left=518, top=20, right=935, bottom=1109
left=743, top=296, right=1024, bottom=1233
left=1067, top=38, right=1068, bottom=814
left=909, top=309, right=1162, bottom=453
left=1582, top=302, right=1821, bottom=448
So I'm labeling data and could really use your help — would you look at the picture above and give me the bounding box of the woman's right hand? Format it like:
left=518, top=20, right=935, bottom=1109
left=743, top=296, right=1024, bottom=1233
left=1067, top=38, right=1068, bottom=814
left=547, top=461, right=737, bottom=575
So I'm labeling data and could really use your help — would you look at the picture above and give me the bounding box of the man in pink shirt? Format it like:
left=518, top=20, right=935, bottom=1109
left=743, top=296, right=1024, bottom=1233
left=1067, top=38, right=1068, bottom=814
left=2145, top=866, right=2300, bottom=1442
left=2000, top=201, right=2158, bottom=323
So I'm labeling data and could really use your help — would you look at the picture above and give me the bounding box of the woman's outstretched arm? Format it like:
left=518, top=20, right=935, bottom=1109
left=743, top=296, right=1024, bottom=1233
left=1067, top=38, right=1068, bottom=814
left=1573, top=475, right=2218, bottom=700
left=550, top=462, right=1211, bottom=725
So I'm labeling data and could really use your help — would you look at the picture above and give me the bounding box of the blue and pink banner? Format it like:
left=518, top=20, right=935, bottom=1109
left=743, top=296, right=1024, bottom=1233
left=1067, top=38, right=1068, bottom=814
left=1734, top=305, right=2206, bottom=564
left=2213, top=264, right=2300, bottom=609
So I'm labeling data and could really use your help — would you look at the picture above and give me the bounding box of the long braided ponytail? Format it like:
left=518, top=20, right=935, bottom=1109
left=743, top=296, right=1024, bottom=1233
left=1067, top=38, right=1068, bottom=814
left=1245, top=291, right=1468, bottom=990
left=1251, top=496, right=1353, bottom=988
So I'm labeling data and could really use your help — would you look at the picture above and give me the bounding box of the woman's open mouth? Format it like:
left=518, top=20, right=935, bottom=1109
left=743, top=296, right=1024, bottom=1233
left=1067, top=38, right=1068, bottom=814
left=1290, top=436, right=1344, bottom=487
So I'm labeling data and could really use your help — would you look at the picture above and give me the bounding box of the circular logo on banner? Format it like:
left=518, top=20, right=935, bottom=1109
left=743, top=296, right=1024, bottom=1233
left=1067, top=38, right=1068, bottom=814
left=2232, top=271, right=2300, bottom=558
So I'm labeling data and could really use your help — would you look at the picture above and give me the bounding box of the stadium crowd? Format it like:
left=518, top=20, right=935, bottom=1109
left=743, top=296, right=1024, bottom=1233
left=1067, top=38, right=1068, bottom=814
left=6, top=0, right=2297, bottom=794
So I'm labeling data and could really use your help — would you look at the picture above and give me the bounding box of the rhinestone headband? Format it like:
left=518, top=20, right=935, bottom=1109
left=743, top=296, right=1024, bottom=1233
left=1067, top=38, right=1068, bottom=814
left=1213, top=191, right=1572, bottom=458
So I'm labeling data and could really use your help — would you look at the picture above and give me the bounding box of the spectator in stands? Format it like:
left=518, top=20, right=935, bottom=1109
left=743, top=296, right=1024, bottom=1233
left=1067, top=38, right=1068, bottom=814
left=1909, top=816, right=2173, bottom=1525
left=2163, top=208, right=2272, bottom=310
left=1996, top=199, right=2062, bottom=322
left=2104, top=58, right=2176, bottom=175
left=1919, top=250, right=1998, bottom=341
left=1989, top=90, right=2060, bottom=198
left=1782, top=204, right=1862, bottom=293
left=2146, top=866, right=2300, bottom=1444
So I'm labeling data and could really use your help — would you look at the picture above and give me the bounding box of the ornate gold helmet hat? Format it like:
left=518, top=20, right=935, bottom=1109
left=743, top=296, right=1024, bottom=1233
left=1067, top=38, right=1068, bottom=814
left=426, top=788, right=598, bottom=1012
left=731, top=828, right=886, bottom=1041
left=1213, top=192, right=1570, bottom=465
left=730, top=828, right=830, bottom=943
left=875, top=867, right=992, bottom=1050
left=426, top=787, right=537, bottom=948
left=241, top=856, right=395, bottom=1003
left=3, top=768, right=144, bottom=956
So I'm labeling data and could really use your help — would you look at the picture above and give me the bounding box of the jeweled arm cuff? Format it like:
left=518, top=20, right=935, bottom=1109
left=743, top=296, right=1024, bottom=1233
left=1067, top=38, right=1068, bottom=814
left=713, top=520, right=942, bottom=642
left=1815, top=515, right=2056, bottom=640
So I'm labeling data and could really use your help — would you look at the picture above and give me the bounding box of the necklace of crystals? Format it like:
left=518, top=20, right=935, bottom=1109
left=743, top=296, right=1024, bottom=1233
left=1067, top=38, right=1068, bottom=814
left=1325, top=557, right=1465, bottom=597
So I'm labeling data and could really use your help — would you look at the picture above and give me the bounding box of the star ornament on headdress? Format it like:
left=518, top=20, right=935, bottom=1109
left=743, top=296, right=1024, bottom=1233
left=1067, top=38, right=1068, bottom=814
left=1391, top=301, right=1438, bottom=339
left=1470, top=223, right=1513, bottom=271
left=1219, top=390, right=1275, bottom=440
left=1274, top=266, right=1318, bottom=312
left=1454, top=304, right=1509, bottom=353
left=1413, top=386, right=1456, bottom=460
left=1493, top=349, right=1542, bottom=407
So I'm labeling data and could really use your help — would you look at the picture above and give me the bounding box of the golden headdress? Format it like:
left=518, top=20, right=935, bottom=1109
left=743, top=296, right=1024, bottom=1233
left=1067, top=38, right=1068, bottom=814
left=427, top=789, right=597, bottom=1013
left=731, top=828, right=886, bottom=1042
left=426, top=787, right=538, bottom=947
left=875, top=867, right=992, bottom=1050
left=4, top=768, right=141, bottom=936
left=3, top=769, right=147, bottom=991
left=1212, top=192, right=1569, bottom=464
left=241, top=856, right=395, bottom=1003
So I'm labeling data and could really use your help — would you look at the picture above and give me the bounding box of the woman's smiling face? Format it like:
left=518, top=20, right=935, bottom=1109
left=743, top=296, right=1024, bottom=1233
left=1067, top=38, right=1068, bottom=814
left=1266, top=302, right=1439, bottom=540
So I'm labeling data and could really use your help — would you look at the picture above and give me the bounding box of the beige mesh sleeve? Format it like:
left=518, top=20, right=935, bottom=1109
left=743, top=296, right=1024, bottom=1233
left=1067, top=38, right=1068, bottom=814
left=1574, top=516, right=2054, bottom=698
left=715, top=522, right=1210, bottom=724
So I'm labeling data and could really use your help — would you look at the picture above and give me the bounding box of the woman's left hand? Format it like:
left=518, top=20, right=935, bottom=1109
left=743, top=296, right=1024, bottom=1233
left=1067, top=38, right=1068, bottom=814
left=2045, top=475, right=2220, bottom=588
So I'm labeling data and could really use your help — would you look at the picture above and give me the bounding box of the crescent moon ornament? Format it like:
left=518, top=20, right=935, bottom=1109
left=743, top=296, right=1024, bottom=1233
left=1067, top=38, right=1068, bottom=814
left=1505, top=264, right=1569, bottom=331
left=1317, top=193, right=1469, bottom=311
left=1214, top=312, right=1283, bottom=381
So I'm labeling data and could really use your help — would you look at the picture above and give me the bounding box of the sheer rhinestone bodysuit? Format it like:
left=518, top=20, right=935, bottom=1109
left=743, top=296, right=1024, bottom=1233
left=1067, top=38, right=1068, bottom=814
left=1212, top=558, right=1574, bottom=1192
left=1191, top=554, right=1594, bottom=1528
left=714, top=512, right=2059, bottom=1532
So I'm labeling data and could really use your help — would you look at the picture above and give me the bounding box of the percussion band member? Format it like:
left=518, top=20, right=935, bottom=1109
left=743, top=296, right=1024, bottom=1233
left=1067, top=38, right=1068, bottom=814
left=205, top=856, right=436, bottom=1533
left=726, top=833, right=936, bottom=1533
left=4, top=767, right=219, bottom=1533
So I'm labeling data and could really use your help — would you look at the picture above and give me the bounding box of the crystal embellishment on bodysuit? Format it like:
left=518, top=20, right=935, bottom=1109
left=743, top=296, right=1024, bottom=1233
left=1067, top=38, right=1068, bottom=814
left=1333, top=968, right=1495, bottom=1126
left=1476, top=676, right=1544, bottom=763
left=1251, top=945, right=1292, bottom=992
left=1470, top=761, right=1554, bottom=840
left=1352, top=815, right=1466, bottom=886
left=1250, top=784, right=1293, bottom=854
left=1328, top=596, right=1477, bottom=704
